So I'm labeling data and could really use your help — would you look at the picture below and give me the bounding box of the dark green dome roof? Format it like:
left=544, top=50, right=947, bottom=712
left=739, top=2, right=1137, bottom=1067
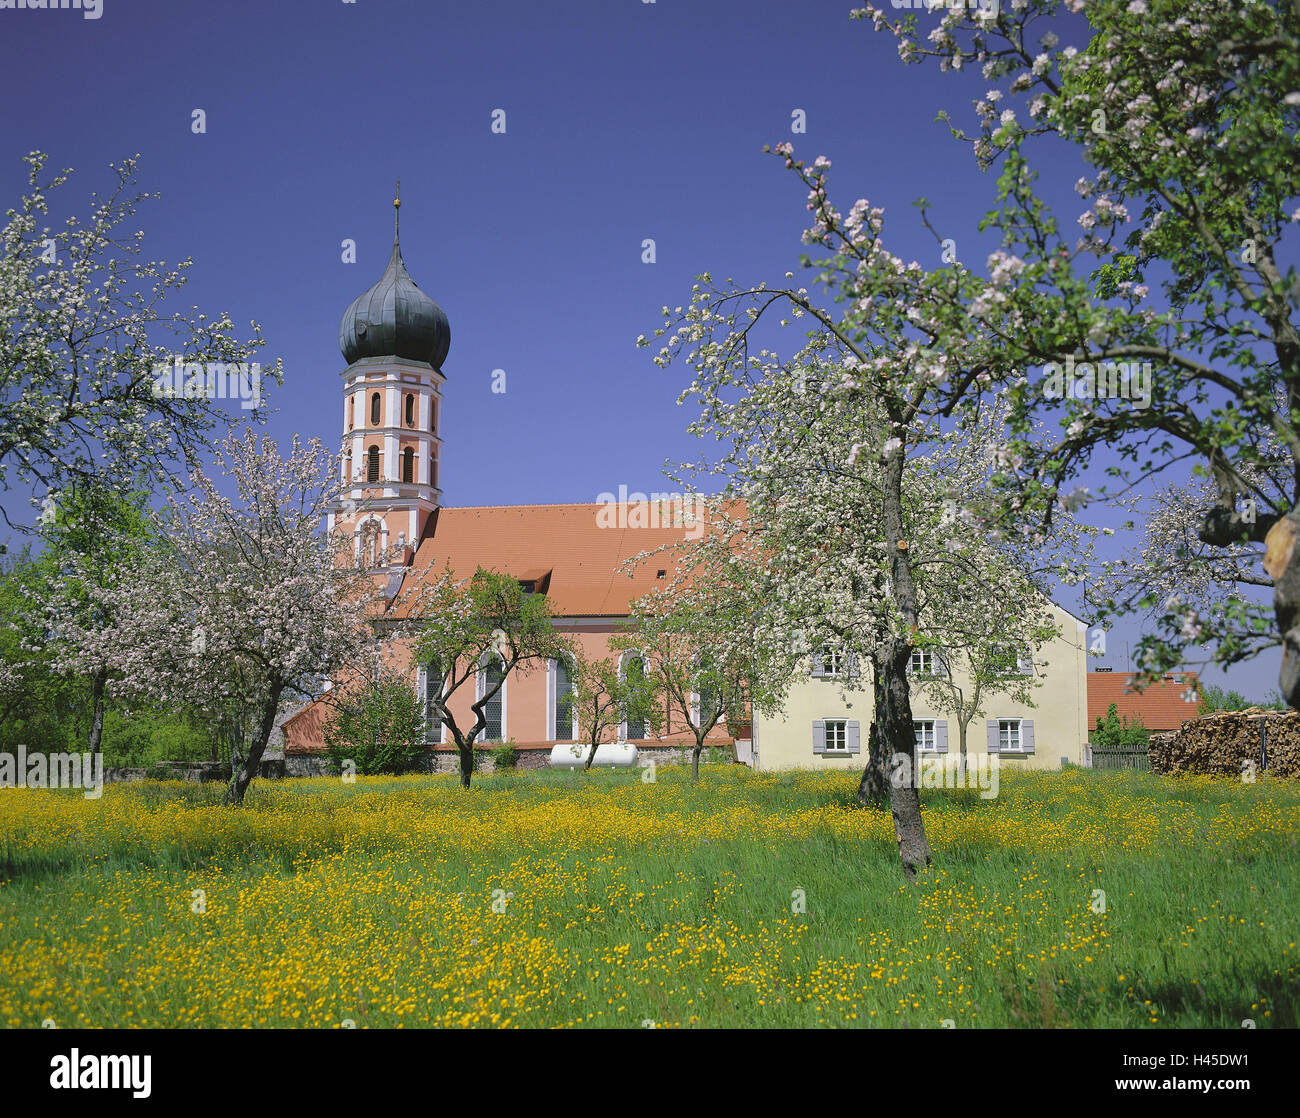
left=339, top=231, right=450, bottom=368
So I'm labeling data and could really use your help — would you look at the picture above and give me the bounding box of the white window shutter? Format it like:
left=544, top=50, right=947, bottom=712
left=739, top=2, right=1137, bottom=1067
left=1022, top=719, right=1035, bottom=754
left=936, top=720, right=948, bottom=754
left=847, top=653, right=861, bottom=682
left=812, top=720, right=826, bottom=754
left=987, top=719, right=1000, bottom=753
left=810, top=653, right=825, bottom=679
left=847, top=721, right=861, bottom=754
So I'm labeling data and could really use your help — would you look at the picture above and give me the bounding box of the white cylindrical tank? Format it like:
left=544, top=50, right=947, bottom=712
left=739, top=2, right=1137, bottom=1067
left=549, top=742, right=639, bottom=770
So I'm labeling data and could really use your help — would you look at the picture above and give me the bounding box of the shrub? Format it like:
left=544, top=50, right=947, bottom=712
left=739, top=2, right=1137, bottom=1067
left=704, top=743, right=735, bottom=765
left=1090, top=702, right=1150, bottom=749
left=1198, top=683, right=1285, bottom=714
left=324, top=678, right=426, bottom=776
left=101, top=709, right=214, bottom=767
left=1197, top=684, right=1252, bottom=715
left=489, top=741, right=520, bottom=770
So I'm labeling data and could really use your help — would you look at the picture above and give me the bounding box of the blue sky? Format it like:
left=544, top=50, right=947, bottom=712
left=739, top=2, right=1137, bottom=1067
left=0, top=0, right=1279, bottom=698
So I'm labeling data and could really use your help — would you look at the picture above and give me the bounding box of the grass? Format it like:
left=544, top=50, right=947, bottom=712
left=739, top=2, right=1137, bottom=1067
left=0, top=765, right=1295, bottom=1028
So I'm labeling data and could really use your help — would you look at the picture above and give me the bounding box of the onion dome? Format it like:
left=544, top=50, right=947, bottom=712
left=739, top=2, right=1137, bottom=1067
left=339, top=186, right=450, bottom=368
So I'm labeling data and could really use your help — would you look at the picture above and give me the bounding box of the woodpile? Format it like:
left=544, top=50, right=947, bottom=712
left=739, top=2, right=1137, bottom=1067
left=1148, top=708, right=1300, bottom=779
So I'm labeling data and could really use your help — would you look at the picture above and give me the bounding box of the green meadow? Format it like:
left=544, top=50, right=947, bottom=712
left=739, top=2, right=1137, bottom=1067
left=0, top=766, right=1295, bottom=1028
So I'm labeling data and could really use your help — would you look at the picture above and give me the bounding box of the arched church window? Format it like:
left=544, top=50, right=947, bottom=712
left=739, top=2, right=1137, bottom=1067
left=367, top=446, right=380, bottom=483
left=402, top=447, right=414, bottom=484
left=371, top=392, right=381, bottom=426
left=621, top=652, right=647, bottom=740
left=554, top=656, right=575, bottom=739
left=481, top=657, right=505, bottom=742
left=405, top=394, right=414, bottom=426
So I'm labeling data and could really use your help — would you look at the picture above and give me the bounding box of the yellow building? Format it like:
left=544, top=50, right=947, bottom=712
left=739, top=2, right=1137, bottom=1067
left=747, top=603, right=1089, bottom=772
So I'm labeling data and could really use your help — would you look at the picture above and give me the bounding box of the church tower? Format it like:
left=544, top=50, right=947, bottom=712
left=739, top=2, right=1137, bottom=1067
left=327, top=186, right=450, bottom=570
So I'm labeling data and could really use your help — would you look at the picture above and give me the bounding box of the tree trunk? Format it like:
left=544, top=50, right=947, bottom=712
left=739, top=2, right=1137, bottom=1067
left=873, top=447, right=933, bottom=879
left=691, top=740, right=703, bottom=782
left=857, top=673, right=890, bottom=805
left=1266, top=510, right=1300, bottom=709
left=86, top=669, right=107, bottom=759
left=226, top=683, right=282, bottom=806
left=874, top=642, right=932, bottom=879
left=585, top=740, right=599, bottom=770
left=459, top=745, right=474, bottom=789
left=957, top=717, right=968, bottom=779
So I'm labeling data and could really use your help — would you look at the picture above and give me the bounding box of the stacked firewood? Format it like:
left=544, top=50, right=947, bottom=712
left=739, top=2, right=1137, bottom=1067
left=1148, top=708, right=1300, bottom=779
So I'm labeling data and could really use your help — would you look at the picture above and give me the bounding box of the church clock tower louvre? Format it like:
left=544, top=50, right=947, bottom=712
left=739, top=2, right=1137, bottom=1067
left=327, top=183, right=450, bottom=571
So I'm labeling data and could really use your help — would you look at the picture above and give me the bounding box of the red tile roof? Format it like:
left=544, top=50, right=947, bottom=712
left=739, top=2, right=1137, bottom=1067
left=388, top=502, right=715, bottom=619
left=1087, top=671, right=1201, bottom=732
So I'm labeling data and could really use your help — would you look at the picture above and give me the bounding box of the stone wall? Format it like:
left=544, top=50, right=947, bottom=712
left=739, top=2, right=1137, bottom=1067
left=100, top=743, right=734, bottom=783
left=104, top=759, right=286, bottom=784
left=283, top=756, right=333, bottom=779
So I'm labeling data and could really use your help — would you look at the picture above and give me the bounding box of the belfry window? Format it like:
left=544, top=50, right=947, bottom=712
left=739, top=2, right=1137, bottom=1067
left=402, top=447, right=414, bottom=484
left=370, top=392, right=381, bottom=426
left=405, top=394, right=414, bottom=426
left=367, top=446, right=380, bottom=483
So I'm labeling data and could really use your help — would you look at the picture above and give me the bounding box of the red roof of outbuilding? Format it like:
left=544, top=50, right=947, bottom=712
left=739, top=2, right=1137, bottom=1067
left=1087, top=671, right=1201, bottom=732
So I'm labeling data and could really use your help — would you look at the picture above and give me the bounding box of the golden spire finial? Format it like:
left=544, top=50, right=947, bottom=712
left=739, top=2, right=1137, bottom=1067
left=393, top=179, right=401, bottom=241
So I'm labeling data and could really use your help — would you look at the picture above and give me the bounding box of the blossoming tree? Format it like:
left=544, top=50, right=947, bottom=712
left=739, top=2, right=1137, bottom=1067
left=624, top=568, right=784, bottom=782
left=0, top=152, right=280, bottom=531
left=644, top=223, right=1091, bottom=877
left=566, top=648, right=661, bottom=771
left=26, top=479, right=154, bottom=758
left=48, top=431, right=376, bottom=804
left=848, top=0, right=1300, bottom=699
left=405, top=567, right=574, bottom=789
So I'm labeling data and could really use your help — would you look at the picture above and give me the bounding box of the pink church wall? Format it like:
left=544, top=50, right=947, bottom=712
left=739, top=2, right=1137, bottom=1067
left=287, top=623, right=737, bottom=758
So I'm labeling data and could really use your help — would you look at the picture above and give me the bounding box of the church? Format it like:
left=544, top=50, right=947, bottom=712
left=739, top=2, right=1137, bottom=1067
left=282, top=197, right=736, bottom=770
left=283, top=198, right=1090, bottom=773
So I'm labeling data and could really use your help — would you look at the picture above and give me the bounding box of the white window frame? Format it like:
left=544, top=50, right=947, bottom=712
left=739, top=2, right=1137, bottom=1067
left=548, top=655, right=577, bottom=741
left=993, top=644, right=1034, bottom=677
left=823, top=718, right=848, bottom=753
left=813, top=646, right=845, bottom=678
left=420, top=659, right=445, bottom=745
left=915, top=719, right=938, bottom=753
left=999, top=718, right=1024, bottom=753
left=476, top=653, right=507, bottom=743
left=619, top=649, right=646, bottom=740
